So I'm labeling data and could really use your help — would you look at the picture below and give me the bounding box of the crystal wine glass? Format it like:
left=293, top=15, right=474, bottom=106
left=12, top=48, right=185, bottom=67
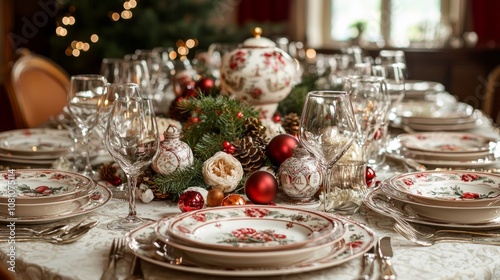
left=298, top=91, right=357, bottom=212
left=370, top=63, right=405, bottom=171
left=105, top=97, right=159, bottom=230
left=66, top=74, right=107, bottom=179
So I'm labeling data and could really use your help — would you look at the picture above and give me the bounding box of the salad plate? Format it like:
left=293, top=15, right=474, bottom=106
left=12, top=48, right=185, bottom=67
left=0, top=169, right=95, bottom=203
left=364, top=187, right=500, bottom=229
left=0, top=128, right=72, bottom=157
left=387, top=170, right=500, bottom=207
left=399, top=102, right=474, bottom=124
left=163, top=205, right=342, bottom=252
left=403, top=80, right=445, bottom=100
left=127, top=218, right=375, bottom=277
left=0, top=183, right=111, bottom=224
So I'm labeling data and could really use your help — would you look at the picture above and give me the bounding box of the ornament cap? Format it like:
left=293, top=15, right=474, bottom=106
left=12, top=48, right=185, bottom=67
left=163, top=124, right=181, bottom=140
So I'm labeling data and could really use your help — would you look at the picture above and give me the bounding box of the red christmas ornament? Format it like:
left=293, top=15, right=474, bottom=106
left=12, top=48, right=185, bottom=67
left=110, top=177, right=122, bottom=187
left=196, top=77, right=215, bottom=94
left=272, top=114, right=281, bottom=123
left=266, top=134, right=299, bottom=167
left=236, top=112, right=244, bottom=119
left=178, top=190, right=205, bottom=212
left=182, top=88, right=197, bottom=98
left=244, top=171, right=278, bottom=204
left=366, top=166, right=376, bottom=187
left=373, top=128, right=382, bottom=140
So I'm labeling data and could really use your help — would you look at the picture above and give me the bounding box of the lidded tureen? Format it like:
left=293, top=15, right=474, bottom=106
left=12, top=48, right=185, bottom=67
left=220, top=27, right=297, bottom=119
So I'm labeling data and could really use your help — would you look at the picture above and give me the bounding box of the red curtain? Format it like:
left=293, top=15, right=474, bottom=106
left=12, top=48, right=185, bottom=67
left=471, top=0, right=500, bottom=47
left=237, top=0, right=291, bottom=25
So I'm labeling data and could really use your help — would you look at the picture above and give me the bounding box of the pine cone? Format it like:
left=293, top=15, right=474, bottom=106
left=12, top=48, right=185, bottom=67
left=137, top=166, right=171, bottom=200
left=243, top=117, right=268, bottom=147
left=232, top=136, right=266, bottom=173
left=98, top=162, right=118, bottom=181
left=281, top=113, right=300, bottom=137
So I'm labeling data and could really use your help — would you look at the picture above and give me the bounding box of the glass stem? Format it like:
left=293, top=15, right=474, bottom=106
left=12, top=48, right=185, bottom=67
left=81, top=129, right=94, bottom=175
left=322, top=165, right=333, bottom=212
left=126, top=173, right=138, bottom=220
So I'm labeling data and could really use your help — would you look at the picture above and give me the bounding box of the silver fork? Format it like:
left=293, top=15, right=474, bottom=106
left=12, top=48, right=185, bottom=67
left=100, top=238, right=126, bottom=280
left=394, top=221, right=500, bottom=240
left=394, top=223, right=500, bottom=246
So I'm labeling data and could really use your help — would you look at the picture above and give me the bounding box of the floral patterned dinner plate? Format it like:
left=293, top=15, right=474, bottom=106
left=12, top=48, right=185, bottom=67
left=387, top=170, right=500, bottom=207
left=128, top=218, right=375, bottom=277
left=162, top=205, right=343, bottom=252
left=0, top=169, right=95, bottom=203
left=0, top=128, right=72, bottom=157
left=398, top=132, right=497, bottom=153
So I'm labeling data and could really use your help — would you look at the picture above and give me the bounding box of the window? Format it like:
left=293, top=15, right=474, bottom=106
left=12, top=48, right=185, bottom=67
left=306, top=0, right=465, bottom=48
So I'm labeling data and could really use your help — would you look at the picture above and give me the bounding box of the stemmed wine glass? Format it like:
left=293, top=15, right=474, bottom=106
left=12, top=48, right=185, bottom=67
left=66, top=74, right=107, bottom=179
left=370, top=63, right=406, bottom=171
left=298, top=91, right=357, bottom=212
left=105, top=97, right=160, bottom=230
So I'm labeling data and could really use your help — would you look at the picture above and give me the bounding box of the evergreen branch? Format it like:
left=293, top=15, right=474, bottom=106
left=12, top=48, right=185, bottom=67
left=153, top=159, right=206, bottom=200
left=193, top=133, right=226, bottom=162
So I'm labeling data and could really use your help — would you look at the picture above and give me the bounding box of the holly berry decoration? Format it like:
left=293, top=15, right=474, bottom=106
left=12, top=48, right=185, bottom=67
left=272, top=113, right=281, bottom=123
left=178, top=190, right=205, bottom=212
left=244, top=170, right=278, bottom=204
left=266, top=134, right=299, bottom=167
left=373, top=128, right=382, bottom=140
left=366, top=166, right=376, bottom=187
left=222, top=141, right=236, bottom=154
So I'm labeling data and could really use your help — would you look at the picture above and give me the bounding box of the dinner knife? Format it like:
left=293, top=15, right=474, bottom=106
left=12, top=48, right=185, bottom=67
left=355, top=245, right=377, bottom=280
left=378, top=236, right=397, bottom=280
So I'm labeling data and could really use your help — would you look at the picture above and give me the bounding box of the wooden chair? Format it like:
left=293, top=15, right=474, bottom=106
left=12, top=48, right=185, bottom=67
left=483, top=65, right=500, bottom=124
left=5, top=48, right=70, bottom=128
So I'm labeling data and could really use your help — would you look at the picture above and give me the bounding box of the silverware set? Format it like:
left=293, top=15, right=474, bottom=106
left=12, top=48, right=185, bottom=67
left=0, top=221, right=98, bottom=244
left=357, top=236, right=397, bottom=280
left=101, top=238, right=144, bottom=280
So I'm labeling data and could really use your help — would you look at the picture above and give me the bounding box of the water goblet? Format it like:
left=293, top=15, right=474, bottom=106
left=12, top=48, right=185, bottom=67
left=105, top=97, right=159, bottom=230
left=66, top=74, right=107, bottom=179
left=298, top=91, right=357, bottom=212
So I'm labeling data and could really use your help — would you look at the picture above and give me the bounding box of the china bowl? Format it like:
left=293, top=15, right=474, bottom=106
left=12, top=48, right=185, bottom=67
left=386, top=170, right=500, bottom=207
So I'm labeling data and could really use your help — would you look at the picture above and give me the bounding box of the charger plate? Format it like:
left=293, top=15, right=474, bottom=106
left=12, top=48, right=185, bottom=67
left=0, top=128, right=72, bottom=157
left=163, top=205, right=343, bottom=252
left=127, top=218, right=375, bottom=277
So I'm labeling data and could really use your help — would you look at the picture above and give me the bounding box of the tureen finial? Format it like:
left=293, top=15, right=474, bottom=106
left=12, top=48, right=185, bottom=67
left=252, top=27, right=262, bottom=38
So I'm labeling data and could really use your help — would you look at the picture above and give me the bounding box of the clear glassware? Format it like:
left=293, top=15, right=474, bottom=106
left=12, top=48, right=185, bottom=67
left=370, top=63, right=406, bottom=171
left=104, top=97, right=159, bottom=230
left=298, top=91, right=357, bottom=212
left=66, top=74, right=107, bottom=179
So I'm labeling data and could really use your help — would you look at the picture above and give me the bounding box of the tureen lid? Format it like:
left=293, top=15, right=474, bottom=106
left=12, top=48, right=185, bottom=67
left=242, top=27, right=276, bottom=48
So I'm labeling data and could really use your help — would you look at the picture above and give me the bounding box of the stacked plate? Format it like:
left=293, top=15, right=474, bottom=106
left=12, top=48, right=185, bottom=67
left=395, top=132, right=499, bottom=168
left=0, top=128, right=73, bottom=165
left=404, top=80, right=445, bottom=100
left=364, top=170, right=500, bottom=228
left=395, top=100, right=483, bottom=131
left=0, top=169, right=111, bottom=223
left=126, top=205, right=376, bottom=277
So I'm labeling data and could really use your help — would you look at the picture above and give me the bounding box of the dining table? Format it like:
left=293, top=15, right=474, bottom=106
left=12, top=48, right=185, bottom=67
left=1, top=106, right=500, bottom=280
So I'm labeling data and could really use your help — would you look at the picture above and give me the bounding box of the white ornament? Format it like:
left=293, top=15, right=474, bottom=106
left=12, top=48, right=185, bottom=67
left=136, top=184, right=155, bottom=203
left=152, top=124, right=193, bottom=176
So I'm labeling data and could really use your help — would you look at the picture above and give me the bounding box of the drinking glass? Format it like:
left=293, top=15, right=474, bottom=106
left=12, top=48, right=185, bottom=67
left=66, top=74, right=107, bottom=178
left=370, top=63, right=405, bottom=171
left=298, top=91, right=357, bottom=212
left=105, top=97, right=159, bottom=230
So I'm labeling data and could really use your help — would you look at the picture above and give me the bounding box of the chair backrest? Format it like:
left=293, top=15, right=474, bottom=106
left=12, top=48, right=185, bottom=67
left=483, top=65, right=500, bottom=124
left=6, top=49, right=70, bottom=128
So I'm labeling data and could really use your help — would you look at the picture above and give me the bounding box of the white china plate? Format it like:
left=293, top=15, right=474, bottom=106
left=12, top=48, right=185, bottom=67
left=399, top=132, right=496, bottom=153
left=387, top=170, right=500, bottom=207
left=0, top=169, right=95, bottom=203
left=0, top=183, right=111, bottom=224
left=403, top=117, right=483, bottom=131
left=404, top=80, right=445, bottom=99
left=127, top=218, right=375, bottom=277
left=399, top=102, right=474, bottom=123
left=0, top=129, right=72, bottom=157
left=154, top=217, right=346, bottom=268
left=364, top=187, right=500, bottom=229
left=379, top=184, right=500, bottom=224
left=164, top=205, right=341, bottom=252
